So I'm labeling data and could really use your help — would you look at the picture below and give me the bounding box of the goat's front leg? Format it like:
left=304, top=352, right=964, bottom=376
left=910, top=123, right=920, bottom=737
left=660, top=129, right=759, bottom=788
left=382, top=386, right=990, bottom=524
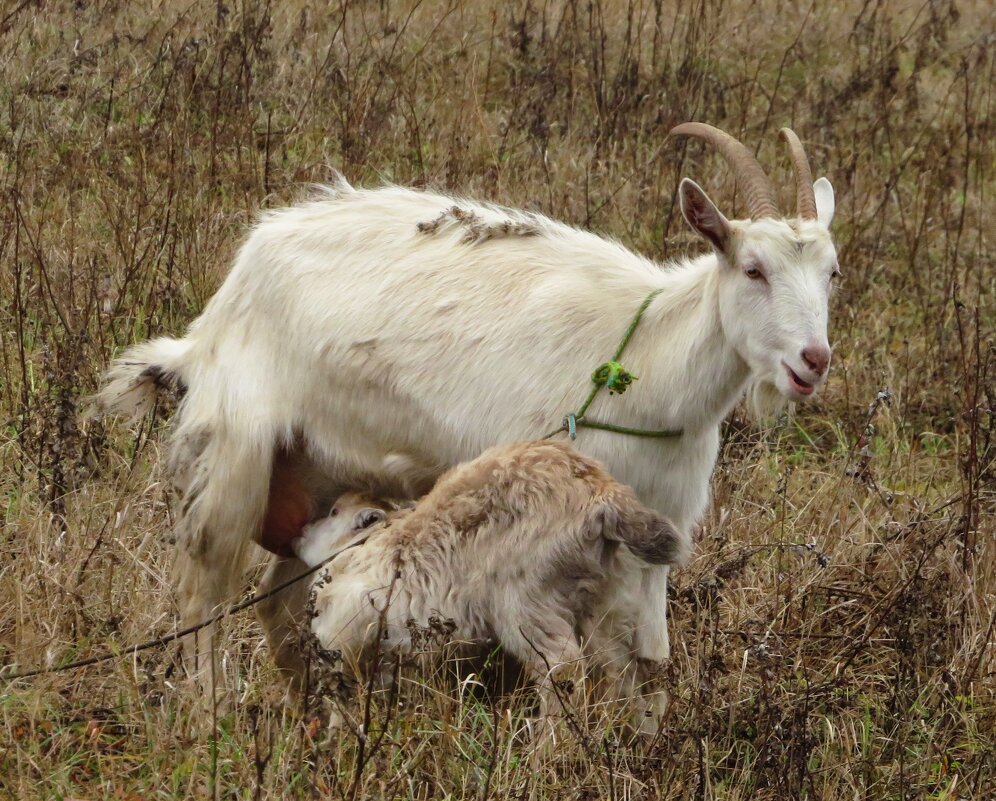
left=634, top=564, right=672, bottom=663
left=303, top=650, right=401, bottom=747
left=629, top=657, right=669, bottom=737
left=305, top=571, right=403, bottom=742
left=582, top=630, right=640, bottom=728
left=508, top=619, right=585, bottom=753
left=630, top=564, right=672, bottom=736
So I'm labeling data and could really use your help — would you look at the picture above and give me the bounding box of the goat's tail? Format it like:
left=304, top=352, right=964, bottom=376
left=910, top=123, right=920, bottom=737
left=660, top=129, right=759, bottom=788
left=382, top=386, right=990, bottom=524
left=86, top=337, right=192, bottom=421
left=594, top=492, right=691, bottom=567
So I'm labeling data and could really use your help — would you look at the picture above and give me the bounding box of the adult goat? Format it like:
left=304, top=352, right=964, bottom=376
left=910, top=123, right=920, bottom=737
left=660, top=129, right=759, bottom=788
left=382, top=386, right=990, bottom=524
left=91, top=123, right=838, bottom=726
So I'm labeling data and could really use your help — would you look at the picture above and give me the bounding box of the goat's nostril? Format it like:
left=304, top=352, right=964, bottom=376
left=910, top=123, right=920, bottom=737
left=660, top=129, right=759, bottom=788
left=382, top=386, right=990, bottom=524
left=801, top=346, right=830, bottom=376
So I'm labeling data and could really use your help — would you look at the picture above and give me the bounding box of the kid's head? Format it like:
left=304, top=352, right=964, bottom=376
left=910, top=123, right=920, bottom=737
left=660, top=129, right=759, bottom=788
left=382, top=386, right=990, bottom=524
left=293, top=491, right=390, bottom=567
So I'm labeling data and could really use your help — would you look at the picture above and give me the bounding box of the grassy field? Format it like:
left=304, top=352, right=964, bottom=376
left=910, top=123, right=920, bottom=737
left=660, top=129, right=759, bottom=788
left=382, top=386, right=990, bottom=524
left=1, top=0, right=993, bottom=798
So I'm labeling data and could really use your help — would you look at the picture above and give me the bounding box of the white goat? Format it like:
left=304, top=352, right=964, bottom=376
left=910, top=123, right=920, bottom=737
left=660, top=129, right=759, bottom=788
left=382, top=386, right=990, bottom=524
left=281, top=441, right=689, bottom=736
left=91, top=124, right=838, bottom=726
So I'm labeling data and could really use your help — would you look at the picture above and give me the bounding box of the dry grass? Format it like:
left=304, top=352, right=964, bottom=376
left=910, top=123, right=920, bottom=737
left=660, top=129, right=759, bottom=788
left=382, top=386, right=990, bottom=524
left=1, top=0, right=994, bottom=798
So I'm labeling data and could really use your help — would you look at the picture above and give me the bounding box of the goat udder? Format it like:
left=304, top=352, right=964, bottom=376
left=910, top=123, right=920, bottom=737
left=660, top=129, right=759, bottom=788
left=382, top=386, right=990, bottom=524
left=259, top=460, right=317, bottom=558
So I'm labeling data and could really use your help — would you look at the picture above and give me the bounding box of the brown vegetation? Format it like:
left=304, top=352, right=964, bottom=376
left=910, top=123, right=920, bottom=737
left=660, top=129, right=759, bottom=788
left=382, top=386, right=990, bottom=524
left=1, top=0, right=993, bottom=798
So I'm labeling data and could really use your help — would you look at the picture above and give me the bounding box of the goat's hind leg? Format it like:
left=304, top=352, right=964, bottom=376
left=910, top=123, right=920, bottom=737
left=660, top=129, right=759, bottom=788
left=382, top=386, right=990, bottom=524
left=173, top=523, right=258, bottom=711
left=171, top=426, right=274, bottom=706
left=256, top=554, right=314, bottom=707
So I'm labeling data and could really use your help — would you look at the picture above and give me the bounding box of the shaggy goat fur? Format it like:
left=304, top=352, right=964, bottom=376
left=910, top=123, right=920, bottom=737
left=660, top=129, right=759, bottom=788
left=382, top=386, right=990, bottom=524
left=263, top=441, right=689, bottom=735
left=90, top=146, right=836, bottom=723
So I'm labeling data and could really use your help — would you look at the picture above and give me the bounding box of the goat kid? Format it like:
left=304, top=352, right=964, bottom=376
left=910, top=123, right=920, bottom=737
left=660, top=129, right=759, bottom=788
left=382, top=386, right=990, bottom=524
left=254, top=490, right=392, bottom=701
left=259, top=441, right=689, bottom=737
left=90, top=124, right=837, bottom=722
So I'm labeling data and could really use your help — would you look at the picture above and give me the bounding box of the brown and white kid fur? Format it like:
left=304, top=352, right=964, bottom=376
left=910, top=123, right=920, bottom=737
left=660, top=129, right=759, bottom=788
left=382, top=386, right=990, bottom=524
left=262, top=441, right=690, bottom=736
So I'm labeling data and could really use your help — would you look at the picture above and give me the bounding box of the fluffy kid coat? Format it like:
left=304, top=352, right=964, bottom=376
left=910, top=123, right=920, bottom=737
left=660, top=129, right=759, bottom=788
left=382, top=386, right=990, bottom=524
left=277, top=441, right=690, bottom=733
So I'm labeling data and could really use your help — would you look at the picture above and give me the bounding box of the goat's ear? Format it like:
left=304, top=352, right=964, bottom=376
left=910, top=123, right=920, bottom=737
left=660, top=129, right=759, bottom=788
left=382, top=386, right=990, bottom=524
left=813, top=177, right=835, bottom=229
left=353, top=508, right=386, bottom=530
left=679, top=178, right=731, bottom=253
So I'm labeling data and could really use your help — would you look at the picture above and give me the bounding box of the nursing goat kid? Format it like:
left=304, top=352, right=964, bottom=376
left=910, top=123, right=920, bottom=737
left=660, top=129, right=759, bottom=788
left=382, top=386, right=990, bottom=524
left=267, top=441, right=690, bottom=736
left=90, top=124, right=838, bottom=725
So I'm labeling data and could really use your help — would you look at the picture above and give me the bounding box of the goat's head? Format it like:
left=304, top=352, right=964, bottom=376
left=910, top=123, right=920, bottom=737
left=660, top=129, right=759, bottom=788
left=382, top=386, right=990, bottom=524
left=673, top=123, right=838, bottom=403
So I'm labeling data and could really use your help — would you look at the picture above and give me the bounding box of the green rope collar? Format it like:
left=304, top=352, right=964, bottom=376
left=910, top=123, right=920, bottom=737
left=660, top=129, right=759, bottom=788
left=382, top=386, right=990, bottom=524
left=549, top=287, right=683, bottom=441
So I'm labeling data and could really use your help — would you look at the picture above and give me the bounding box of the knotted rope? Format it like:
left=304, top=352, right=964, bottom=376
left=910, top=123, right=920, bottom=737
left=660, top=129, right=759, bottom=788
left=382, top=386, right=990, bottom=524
left=548, top=287, right=683, bottom=440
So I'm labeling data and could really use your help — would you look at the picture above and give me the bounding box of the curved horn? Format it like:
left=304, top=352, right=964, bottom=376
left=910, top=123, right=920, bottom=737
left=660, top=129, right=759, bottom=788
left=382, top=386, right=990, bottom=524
left=671, top=122, right=779, bottom=219
left=779, top=128, right=818, bottom=220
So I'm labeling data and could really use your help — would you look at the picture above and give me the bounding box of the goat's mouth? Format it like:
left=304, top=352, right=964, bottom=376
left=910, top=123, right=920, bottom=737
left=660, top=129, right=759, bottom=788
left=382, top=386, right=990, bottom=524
left=782, top=362, right=816, bottom=397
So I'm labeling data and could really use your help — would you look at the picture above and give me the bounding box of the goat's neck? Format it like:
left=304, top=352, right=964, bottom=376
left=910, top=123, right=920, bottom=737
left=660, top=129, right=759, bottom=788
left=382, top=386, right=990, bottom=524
left=618, top=254, right=750, bottom=433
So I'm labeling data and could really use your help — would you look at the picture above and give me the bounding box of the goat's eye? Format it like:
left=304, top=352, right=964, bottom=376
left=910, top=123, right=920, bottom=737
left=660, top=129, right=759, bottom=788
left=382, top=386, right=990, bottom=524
left=330, top=507, right=339, bottom=517
left=830, top=266, right=842, bottom=281
left=744, top=264, right=766, bottom=281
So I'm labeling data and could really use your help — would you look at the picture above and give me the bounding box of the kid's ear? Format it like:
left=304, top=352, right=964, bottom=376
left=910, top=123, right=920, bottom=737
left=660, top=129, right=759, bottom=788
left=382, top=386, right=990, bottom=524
left=813, top=177, right=835, bottom=229
left=679, top=178, right=732, bottom=253
left=353, top=508, right=386, bottom=530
